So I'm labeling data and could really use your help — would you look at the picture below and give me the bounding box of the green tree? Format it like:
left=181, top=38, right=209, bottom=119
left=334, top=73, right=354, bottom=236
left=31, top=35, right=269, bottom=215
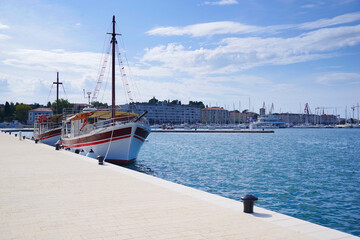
left=0, top=106, right=3, bottom=122
left=91, top=101, right=108, bottom=108
left=46, top=101, right=51, bottom=108
left=51, top=99, right=73, bottom=114
left=148, top=97, right=158, bottom=104
left=14, top=104, right=32, bottom=123
left=4, top=101, right=11, bottom=117
left=189, top=101, right=205, bottom=108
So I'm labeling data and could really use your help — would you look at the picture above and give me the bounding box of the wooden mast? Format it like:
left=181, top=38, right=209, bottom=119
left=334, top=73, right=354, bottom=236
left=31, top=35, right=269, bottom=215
left=53, top=72, right=62, bottom=114
left=111, top=16, right=116, bottom=120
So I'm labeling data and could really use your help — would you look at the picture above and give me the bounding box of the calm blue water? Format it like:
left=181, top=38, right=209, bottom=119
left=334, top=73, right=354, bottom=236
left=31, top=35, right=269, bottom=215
left=132, top=129, right=360, bottom=236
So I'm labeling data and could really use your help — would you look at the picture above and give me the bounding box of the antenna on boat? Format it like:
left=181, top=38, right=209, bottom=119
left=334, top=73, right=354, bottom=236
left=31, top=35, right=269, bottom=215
left=53, top=72, right=63, bottom=114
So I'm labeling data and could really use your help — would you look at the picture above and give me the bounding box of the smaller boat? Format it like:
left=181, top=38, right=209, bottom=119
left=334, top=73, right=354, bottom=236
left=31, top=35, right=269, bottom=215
left=33, top=114, right=62, bottom=145
left=33, top=72, right=64, bottom=146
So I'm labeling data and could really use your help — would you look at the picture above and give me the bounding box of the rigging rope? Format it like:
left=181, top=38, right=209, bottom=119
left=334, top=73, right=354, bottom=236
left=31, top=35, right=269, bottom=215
left=46, top=83, right=54, bottom=102
left=61, top=83, right=68, bottom=100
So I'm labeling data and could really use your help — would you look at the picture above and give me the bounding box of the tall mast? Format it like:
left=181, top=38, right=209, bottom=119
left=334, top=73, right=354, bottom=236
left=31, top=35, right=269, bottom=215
left=111, top=16, right=116, bottom=120
left=53, top=72, right=62, bottom=114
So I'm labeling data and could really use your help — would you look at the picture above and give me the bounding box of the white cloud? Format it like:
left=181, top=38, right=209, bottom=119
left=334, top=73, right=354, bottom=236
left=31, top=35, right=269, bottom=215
left=142, top=25, right=360, bottom=75
left=299, top=12, right=360, bottom=30
left=301, top=4, right=316, bottom=9
left=0, top=22, right=10, bottom=40
left=203, top=0, right=238, bottom=5
left=316, top=72, right=360, bottom=85
left=147, top=21, right=260, bottom=37
left=147, top=12, right=360, bottom=37
left=3, top=48, right=101, bottom=74
left=0, top=23, right=9, bottom=29
left=0, top=34, right=11, bottom=40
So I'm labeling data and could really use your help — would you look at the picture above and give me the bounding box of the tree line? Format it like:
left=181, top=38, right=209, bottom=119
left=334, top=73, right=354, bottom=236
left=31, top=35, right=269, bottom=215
left=148, top=97, right=205, bottom=108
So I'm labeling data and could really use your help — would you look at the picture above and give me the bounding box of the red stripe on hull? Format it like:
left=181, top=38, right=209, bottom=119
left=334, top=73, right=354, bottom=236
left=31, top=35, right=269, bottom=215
left=62, top=127, right=132, bottom=146
left=35, top=128, right=62, bottom=140
left=41, top=132, right=61, bottom=140
left=63, top=135, right=131, bottom=148
left=134, top=135, right=145, bottom=142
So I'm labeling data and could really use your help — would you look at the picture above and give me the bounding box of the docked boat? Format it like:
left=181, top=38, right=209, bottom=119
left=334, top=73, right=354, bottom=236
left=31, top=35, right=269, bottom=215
left=60, top=16, right=151, bottom=165
left=34, top=114, right=62, bottom=145
left=33, top=72, right=63, bottom=146
left=251, top=115, right=286, bottom=129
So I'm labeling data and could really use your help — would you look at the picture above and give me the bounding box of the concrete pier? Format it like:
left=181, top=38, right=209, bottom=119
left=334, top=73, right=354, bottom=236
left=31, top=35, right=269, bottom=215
left=0, top=133, right=358, bottom=240
left=152, top=129, right=274, bottom=133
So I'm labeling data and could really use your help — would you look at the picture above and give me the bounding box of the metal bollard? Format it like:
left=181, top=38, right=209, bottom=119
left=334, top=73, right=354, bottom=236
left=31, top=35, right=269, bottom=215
left=75, top=149, right=80, bottom=154
left=23, top=136, right=26, bottom=140
left=97, top=156, right=104, bottom=165
left=35, top=139, right=39, bottom=144
left=240, top=194, right=258, bottom=213
left=19, top=131, right=22, bottom=140
left=55, top=144, right=61, bottom=150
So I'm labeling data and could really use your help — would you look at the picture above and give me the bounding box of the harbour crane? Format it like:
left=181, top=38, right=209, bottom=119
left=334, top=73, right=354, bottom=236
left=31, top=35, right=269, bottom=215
left=304, top=103, right=311, bottom=115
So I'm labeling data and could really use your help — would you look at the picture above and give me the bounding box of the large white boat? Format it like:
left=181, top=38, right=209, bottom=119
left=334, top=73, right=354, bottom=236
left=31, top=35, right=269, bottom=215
left=61, top=16, right=150, bottom=165
left=251, top=115, right=286, bottom=129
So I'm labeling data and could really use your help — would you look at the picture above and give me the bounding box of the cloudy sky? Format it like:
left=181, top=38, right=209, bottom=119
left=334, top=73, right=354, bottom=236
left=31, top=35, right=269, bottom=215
left=0, top=0, right=359, bottom=117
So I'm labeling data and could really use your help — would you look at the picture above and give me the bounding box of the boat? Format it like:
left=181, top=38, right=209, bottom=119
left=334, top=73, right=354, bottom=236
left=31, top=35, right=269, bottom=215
left=60, top=16, right=151, bottom=165
left=250, top=115, right=286, bottom=129
left=33, top=114, right=62, bottom=145
left=33, top=72, right=63, bottom=146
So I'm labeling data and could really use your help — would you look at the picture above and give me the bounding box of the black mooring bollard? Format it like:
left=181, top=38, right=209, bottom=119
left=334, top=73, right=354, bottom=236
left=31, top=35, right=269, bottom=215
left=75, top=149, right=80, bottom=154
left=97, top=156, right=104, bottom=165
left=35, top=139, right=39, bottom=144
left=55, top=144, right=61, bottom=150
left=23, top=136, right=26, bottom=140
left=240, top=194, right=258, bottom=213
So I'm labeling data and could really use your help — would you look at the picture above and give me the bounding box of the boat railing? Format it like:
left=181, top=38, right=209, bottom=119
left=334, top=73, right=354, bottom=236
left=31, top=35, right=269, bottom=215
left=64, top=114, right=149, bottom=137
left=34, top=122, right=62, bottom=135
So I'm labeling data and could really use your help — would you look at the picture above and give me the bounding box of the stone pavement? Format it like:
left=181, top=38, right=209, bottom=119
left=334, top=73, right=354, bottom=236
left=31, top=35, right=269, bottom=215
left=0, top=132, right=358, bottom=240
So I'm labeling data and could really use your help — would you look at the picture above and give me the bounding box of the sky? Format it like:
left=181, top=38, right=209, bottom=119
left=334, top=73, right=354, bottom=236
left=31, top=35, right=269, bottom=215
left=0, top=0, right=359, bottom=117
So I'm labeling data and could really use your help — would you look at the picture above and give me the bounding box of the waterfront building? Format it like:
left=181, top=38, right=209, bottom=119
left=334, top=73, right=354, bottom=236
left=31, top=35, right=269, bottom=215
left=27, top=107, right=53, bottom=125
left=200, top=107, right=230, bottom=124
left=276, top=113, right=337, bottom=126
left=121, top=103, right=201, bottom=124
left=229, top=111, right=256, bottom=124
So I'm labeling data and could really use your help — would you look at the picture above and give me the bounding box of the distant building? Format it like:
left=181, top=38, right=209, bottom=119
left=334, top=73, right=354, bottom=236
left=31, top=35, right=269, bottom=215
left=121, top=103, right=201, bottom=124
left=73, top=103, right=89, bottom=112
left=276, top=113, right=337, bottom=126
left=229, top=111, right=256, bottom=124
left=27, top=108, right=53, bottom=125
left=200, top=107, right=230, bottom=124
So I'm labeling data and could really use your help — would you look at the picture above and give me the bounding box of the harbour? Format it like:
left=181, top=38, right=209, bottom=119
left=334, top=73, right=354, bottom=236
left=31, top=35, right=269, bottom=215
left=0, top=131, right=358, bottom=239
left=0, top=2, right=359, bottom=239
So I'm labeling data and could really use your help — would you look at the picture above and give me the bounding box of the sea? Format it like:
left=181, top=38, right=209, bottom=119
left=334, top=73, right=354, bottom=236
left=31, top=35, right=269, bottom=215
left=9, top=128, right=360, bottom=236
left=131, top=128, right=360, bottom=236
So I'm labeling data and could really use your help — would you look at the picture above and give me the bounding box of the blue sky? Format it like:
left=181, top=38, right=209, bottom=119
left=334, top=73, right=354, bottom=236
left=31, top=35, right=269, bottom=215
left=0, top=0, right=359, bottom=117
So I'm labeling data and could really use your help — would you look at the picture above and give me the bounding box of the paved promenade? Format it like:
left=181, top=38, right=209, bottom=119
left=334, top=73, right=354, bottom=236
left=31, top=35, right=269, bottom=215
left=0, top=132, right=358, bottom=240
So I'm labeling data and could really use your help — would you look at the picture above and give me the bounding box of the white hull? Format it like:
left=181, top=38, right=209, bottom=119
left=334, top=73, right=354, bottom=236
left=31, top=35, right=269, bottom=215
left=62, top=122, right=150, bottom=164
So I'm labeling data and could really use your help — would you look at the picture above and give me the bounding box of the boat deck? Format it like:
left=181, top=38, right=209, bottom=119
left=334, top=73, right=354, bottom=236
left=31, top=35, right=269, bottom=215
left=0, top=132, right=358, bottom=240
